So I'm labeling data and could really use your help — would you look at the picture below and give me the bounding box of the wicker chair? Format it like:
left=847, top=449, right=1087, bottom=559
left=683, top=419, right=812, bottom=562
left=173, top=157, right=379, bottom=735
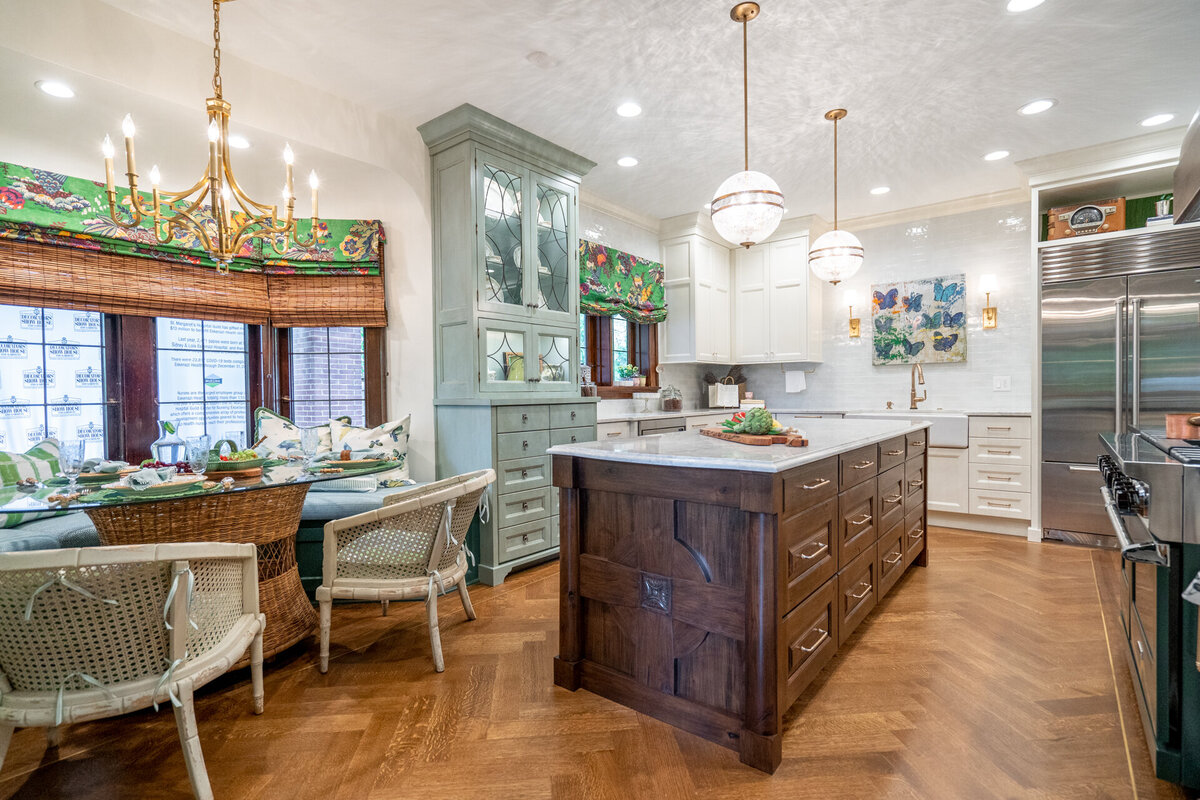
left=317, top=469, right=496, bottom=673
left=0, top=543, right=266, bottom=800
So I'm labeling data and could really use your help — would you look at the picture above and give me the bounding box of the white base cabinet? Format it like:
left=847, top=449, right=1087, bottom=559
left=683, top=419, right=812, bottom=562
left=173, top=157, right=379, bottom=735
left=926, top=416, right=1032, bottom=523
left=927, top=446, right=970, bottom=514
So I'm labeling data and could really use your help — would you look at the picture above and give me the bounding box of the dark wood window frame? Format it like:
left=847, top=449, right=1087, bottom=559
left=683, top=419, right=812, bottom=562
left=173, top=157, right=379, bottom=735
left=582, top=314, right=659, bottom=400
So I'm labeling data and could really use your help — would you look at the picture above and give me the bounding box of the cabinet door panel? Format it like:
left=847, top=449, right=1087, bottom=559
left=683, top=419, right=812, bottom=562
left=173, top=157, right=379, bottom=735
left=733, top=245, right=769, bottom=362
left=927, top=447, right=968, bottom=513
left=477, top=152, right=529, bottom=317
left=530, top=171, right=576, bottom=326
left=767, top=237, right=811, bottom=361
left=531, top=328, right=575, bottom=392
left=479, top=319, right=531, bottom=393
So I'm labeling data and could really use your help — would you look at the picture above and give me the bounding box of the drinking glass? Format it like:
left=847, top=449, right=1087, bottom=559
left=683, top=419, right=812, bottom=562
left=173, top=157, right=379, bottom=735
left=187, top=435, right=212, bottom=479
left=60, top=440, right=84, bottom=494
left=301, top=428, right=321, bottom=468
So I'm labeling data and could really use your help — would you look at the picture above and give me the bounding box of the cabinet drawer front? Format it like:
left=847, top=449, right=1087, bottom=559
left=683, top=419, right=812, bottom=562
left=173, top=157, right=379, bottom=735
left=782, top=576, right=839, bottom=707
left=838, top=479, right=877, bottom=568
left=839, top=444, right=879, bottom=489
left=968, top=464, right=1031, bottom=492
left=838, top=545, right=878, bottom=646
left=967, top=488, right=1031, bottom=519
left=878, top=436, right=907, bottom=472
left=877, top=521, right=905, bottom=599
left=877, top=464, right=905, bottom=533
left=497, top=455, right=551, bottom=495
left=496, top=429, right=550, bottom=462
left=550, top=426, right=595, bottom=447
left=596, top=421, right=632, bottom=440
left=783, top=457, right=839, bottom=514
left=906, top=429, right=927, bottom=460
left=498, top=517, right=556, bottom=563
left=903, top=511, right=926, bottom=566
left=905, top=459, right=926, bottom=498
left=496, top=405, right=550, bottom=434
left=783, top=498, right=838, bottom=614
left=550, top=403, right=596, bottom=429
left=968, top=416, right=1031, bottom=440
left=969, top=437, right=1031, bottom=466
left=1131, top=611, right=1158, bottom=734
left=685, top=413, right=730, bottom=430
left=496, top=486, right=553, bottom=528
left=905, top=487, right=925, bottom=519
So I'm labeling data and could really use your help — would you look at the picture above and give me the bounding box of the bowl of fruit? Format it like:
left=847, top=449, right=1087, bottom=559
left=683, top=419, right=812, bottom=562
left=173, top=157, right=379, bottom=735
left=206, top=440, right=268, bottom=471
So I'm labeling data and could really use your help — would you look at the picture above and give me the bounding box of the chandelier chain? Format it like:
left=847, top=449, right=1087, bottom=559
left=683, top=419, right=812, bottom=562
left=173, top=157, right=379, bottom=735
left=212, top=0, right=223, bottom=99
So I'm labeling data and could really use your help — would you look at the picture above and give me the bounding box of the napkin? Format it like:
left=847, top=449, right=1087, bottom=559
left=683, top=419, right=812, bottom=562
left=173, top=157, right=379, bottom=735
left=82, top=458, right=129, bottom=473
left=125, top=467, right=174, bottom=489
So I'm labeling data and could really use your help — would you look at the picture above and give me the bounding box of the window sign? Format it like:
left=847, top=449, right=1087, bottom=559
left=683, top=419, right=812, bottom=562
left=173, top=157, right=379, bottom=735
left=156, top=318, right=250, bottom=443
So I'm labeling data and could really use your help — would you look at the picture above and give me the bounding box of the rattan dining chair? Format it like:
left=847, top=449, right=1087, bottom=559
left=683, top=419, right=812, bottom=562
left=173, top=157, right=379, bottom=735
left=317, top=468, right=496, bottom=673
left=0, top=543, right=266, bottom=800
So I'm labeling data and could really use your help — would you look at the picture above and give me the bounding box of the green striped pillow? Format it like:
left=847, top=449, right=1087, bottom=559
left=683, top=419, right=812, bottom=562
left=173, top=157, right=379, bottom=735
left=0, top=439, right=66, bottom=528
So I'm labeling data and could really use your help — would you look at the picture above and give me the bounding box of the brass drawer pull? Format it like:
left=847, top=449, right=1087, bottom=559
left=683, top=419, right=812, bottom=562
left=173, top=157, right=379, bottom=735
left=520, top=468, right=528, bottom=479
left=883, top=552, right=903, bottom=565
left=607, top=431, right=623, bottom=437
left=985, top=474, right=1013, bottom=481
left=985, top=501, right=1012, bottom=508
left=908, top=479, right=924, bottom=488
left=908, top=528, right=924, bottom=539
left=798, top=542, right=829, bottom=561
left=986, top=448, right=1013, bottom=455
left=885, top=449, right=904, bottom=457
left=797, top=627, right=830, bottom=654
left=884, top=493, right=903, bottom=505
left=852, top=460, right=875, bottom=470
left=848, top=583, right=871, bottom=600
left=910, top=440, right=925, bottom=448
left=986, top=425, right=1011, bottom=431
left=849, top=513, right=872, bottom=526
left=801, top=478, right=831, bottom=491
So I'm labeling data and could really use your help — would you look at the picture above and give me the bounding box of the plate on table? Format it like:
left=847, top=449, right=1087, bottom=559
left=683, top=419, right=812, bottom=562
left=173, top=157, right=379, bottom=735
left=207, top=457, right=269, bottom=472
left=306, top=459, right=386, bottom=473
left=77, top=467, right=138, bottom=483
left=103, top=475, right=207, bottom=496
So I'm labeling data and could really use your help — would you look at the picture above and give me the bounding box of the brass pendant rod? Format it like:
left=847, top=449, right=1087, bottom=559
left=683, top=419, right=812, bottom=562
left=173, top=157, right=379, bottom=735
left=742, top=17, right=749, bottom=172
left=832, top=114, right=838, bottom=229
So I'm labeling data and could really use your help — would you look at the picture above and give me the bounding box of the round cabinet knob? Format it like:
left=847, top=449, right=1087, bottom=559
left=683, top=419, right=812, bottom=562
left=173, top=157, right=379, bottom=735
left=520, top=468, right=528, bottom=479
left=522, top=440, right=529, bottom=450
left=570, top=411, right=576, bottom=420
left=521, top=533, right=529, bottom=543
left=570, top=435, right=577, bottom=443
left=521, top=501, right=529, bottom=511
left=522, top=413, right=528, bottom=423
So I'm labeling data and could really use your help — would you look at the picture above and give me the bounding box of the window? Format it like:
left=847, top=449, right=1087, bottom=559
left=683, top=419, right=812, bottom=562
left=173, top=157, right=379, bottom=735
left=288, top=327, right=367, bottom=427
left=579, top=313, right=658, bottom=396
left=0, top=304, right=107, bottom=458
left=155, top=318, right=251, bottom=446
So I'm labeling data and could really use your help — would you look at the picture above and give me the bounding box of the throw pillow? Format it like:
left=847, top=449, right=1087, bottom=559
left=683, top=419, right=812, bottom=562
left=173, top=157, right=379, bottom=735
left=0, top=438, right=67, bottom=528
left=253, top=408, right=335, bottom=459
left=329, top=414, right=410, bottom=483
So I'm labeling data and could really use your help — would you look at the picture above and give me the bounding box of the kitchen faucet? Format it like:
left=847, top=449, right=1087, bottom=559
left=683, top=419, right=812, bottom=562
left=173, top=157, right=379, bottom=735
left=910, top=363, right=926, bottom=410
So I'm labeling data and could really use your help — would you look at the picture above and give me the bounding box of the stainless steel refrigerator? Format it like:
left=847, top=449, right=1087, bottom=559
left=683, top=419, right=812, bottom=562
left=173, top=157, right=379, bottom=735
left=1041, top=225, right=1200, bottom=544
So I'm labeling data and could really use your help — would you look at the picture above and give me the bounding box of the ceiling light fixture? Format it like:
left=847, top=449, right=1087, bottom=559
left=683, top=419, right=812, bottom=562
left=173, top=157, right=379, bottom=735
left=870, top=186, right=890, bottom=195
left=616, top=102, right=642, bottom=118
left=227, top=133, right=250, bottom=149
left=1018, top=98, right=1056, bottom=115
left=98, top=0, right=321, bottom=273
left=710, top=2, right=783, bottom=249
left=808, top=109, right=864, bottom=286
left=617, top=156, right=639, bottom=167
left=983, top=150, right=1011, bottom=161
left=36, top=80, right=75, bottom=99
left=1140, top=113, right=1175, bottom=127
left=1006, top=0, right=1045, bottom=11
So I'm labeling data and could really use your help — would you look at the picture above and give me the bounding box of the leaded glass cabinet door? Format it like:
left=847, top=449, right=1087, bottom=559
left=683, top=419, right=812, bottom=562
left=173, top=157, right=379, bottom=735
left=532, top=328, right=575, bottom=392
left=478, top=318, right=530, bottom=394
left=477, top=152, right=528, bottom=317
left=530, top=171, right=577, bottom=326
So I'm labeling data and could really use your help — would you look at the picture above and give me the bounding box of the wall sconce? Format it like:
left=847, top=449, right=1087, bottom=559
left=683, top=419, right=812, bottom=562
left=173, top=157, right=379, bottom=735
left=980, top=274, right=998, bottom=329
left=844, top=289, right=861, bottom=338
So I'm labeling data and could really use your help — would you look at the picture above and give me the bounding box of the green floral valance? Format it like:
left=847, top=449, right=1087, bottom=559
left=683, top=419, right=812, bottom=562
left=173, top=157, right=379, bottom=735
left=578, top=240, right=666, bottom=324
left=0, top=161, right=383, bottom=275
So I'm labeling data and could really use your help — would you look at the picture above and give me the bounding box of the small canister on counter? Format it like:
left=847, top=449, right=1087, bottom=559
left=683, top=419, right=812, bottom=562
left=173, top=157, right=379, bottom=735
left=660, top=384, right=683, bottom=412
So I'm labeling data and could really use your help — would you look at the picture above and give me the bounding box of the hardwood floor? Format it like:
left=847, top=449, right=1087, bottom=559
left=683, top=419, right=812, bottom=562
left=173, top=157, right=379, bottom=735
left=2, top=528, right=1193, bottom=799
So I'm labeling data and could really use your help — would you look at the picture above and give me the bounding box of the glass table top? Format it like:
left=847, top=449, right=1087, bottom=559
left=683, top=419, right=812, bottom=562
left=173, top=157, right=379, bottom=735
left=0, top=459, right=395, bottom=514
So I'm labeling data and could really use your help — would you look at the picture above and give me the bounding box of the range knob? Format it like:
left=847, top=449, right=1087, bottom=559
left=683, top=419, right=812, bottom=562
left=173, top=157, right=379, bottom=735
left=1113, top=480, right=1135, bottom=513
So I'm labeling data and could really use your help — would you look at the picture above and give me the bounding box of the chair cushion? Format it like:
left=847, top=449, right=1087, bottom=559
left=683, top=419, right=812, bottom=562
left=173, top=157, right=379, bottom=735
left=0, top=512, right=100, bottom=552
left=300, top=486, right=418, bottom=522
left=0, top=439, right=66, bottom=528
left=329, top=415, right=411, bottom=483
left=253, top=408, right=336, bottom=459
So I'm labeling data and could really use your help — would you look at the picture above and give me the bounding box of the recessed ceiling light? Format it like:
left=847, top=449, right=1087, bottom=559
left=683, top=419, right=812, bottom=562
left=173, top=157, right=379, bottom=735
left=35, top=80, right=74, bottom=99
left=617, top=156, right=639, bottom=167
left=1140, top=113, right=1175, bottom=127
left=983, top=150, right=1010, bottom=161
left=1018, top=98, right=1056, bottom=115
left=1006, top=0, right=1045, bottom=11
left=616, top=102, right=642, bottom=118
left=227, top=134, right=250, bottom=149
left=870, top=186, right=891, bottom=195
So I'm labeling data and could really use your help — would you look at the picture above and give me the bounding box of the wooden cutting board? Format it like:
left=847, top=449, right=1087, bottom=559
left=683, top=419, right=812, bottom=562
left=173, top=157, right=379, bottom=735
left=203, top=465, right=263, bottom=479
left=700, top=427, right=808, bottom=447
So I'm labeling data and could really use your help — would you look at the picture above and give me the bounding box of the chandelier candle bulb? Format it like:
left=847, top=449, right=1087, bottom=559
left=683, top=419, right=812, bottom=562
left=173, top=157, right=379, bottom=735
left=283, top=143, right=294, bottom=199
left=121, top=113, right=136, bottom=181
left=309, top=171, right=319, bottom=219
left=101, top=135, right=115, bottom=191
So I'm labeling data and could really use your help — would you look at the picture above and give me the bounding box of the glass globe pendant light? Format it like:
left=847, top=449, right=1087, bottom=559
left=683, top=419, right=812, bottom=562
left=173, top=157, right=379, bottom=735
left=710, top=2, right=784, bottom=249
left=808, top=109, right=865, bottom=285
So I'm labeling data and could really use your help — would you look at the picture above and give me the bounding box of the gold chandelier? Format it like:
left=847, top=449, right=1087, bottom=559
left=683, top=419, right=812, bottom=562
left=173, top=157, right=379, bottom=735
left=100, top=0, right=320, bottom=273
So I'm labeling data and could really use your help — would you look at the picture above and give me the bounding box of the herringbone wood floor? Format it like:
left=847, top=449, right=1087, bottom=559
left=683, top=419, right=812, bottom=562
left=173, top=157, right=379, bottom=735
left=1, top=528, right=1193, bottom=799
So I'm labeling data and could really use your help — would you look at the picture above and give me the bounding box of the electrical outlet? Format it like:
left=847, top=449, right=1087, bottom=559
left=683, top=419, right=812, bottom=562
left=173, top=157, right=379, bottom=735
left=993, top=375, right=1011, bottom=392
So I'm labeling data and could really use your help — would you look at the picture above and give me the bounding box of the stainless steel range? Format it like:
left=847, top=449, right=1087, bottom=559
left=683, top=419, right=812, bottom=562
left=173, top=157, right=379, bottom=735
left=1099, top=430, right=1200, bottom=789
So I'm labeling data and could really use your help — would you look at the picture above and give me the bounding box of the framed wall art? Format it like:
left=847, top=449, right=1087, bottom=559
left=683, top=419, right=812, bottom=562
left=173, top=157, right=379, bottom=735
left=871, top=274, right=967, bottom=365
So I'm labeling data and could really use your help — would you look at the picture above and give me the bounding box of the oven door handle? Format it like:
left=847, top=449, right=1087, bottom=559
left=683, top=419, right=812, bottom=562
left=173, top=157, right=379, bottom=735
left=1101, top=486, right=1169, bottom=567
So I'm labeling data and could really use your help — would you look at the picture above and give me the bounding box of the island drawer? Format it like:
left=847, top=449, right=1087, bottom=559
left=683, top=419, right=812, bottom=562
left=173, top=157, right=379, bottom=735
left=877, top=465, right=905, bottom=533
left=496, top=486, right=553, bottom=529
left=838, top=479, right=877, bottom=568
left=905, top=459, right=926, bottom=498
left=969, top=416, right=1031, bottom=440
left=496, top=405, right=550, bottom=434
left=550, top=426, right=594, bottom=447
left=877, top=521, right=905, bottom=599
left=878, top=436, right=907, bottom=472
left=839, top=444, right=879, bottom=489
left=550, top=403, right=596, bottom=429
left=783, top=457, right=838, bottom=513
left=783, top=498, right=838, bottom=614
left=903, top=510, right=926, bottom=567
left=498, top=516, right=555, bottom=563
left=838, top=545, right=878, bottom=646
left=497, top=455, right=551, bottom=495
left=906, top=429, right=927, bottom=460
left=497, top=429, right=550, bottom=462
left=782, top=576, right=839, bottom=708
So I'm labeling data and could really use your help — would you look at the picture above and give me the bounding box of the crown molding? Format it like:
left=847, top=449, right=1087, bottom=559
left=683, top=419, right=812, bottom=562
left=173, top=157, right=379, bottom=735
left=579, top=191, right=661, bottom=236
left=842, top=187, right=1030, bottom=232
left=1016, top=128, right=1185, bottom=189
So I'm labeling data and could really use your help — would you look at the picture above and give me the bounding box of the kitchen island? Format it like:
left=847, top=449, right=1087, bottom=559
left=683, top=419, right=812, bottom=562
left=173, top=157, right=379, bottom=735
left=549, top=418, right=930, bottom=773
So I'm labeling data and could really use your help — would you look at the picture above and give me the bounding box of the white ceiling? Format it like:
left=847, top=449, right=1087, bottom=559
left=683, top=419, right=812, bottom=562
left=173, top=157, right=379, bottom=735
left=34, top=1, right=1200, bottom=221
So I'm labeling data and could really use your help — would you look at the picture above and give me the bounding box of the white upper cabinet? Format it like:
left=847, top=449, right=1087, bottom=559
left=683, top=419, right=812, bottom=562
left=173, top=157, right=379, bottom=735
left=659, top=234, right=732, bottom=363
left=733, top=235, right=823, bottom=363
left=733, top=244, right=770, bottom=362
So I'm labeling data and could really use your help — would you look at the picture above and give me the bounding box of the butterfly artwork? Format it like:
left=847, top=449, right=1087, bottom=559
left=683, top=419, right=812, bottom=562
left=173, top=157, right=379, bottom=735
left=870, top=273, right=966, bottom=365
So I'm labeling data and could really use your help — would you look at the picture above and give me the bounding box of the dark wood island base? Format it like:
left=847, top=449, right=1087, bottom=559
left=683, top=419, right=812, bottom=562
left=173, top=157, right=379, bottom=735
left=552, top=426, right=929, bottom=774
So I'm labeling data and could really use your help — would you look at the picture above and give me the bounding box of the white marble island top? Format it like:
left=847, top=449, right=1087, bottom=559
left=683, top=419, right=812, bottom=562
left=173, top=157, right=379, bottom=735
left=549, top=418, right=930, bottom=473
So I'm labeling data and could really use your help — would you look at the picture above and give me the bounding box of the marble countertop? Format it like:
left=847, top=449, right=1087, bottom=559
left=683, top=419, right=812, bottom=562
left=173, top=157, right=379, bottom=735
left=596, top=407, right=1031, bottom=423
left=549, top=418, right=930, bottom=473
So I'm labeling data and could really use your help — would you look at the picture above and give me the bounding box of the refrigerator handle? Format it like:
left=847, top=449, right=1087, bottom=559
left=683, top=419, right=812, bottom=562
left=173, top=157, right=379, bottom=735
left=1115, top=298, right=1125, bottom=433
left=1130, top=298, right=1142, bottom=428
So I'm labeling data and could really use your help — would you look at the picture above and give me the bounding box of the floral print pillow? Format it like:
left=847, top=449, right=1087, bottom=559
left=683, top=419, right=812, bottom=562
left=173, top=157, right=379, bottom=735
left=253, top=408, right=334, bottom=458
left=329, top=415, right=410, bottom=483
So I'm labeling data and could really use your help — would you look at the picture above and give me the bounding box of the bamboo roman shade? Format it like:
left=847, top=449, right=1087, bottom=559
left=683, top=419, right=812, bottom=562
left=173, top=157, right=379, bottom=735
left=265, top=275, right=387, bottom=327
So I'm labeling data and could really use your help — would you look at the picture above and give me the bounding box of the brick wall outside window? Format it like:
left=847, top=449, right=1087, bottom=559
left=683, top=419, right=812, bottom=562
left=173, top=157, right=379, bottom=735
left=291, top=327, right=366, bottom=427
